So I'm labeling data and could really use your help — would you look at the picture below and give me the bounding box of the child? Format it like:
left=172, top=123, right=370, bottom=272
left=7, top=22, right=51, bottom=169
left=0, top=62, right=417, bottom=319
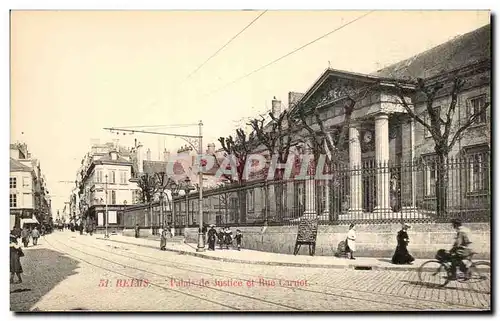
left=217, top=228, right=225, bottom=249
left=234, top=229, right=243, bottom=251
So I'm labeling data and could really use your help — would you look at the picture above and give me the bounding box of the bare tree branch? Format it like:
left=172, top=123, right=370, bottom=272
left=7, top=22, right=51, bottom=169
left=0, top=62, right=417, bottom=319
left=449, top=101, right=490, bottom=151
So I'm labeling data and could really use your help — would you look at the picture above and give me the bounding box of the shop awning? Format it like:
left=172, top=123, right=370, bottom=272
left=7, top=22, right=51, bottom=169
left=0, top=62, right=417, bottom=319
left=21, top=217, right=39, bottom=225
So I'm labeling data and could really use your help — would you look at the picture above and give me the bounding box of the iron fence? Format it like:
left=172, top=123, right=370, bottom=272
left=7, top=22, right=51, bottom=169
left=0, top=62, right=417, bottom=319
left=172, top=153, right=490, bottom=226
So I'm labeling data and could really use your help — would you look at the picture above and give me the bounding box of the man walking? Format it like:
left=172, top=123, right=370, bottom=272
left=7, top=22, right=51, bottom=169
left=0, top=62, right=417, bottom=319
left=31, top=226, right=40, bottom=246
left=20, top=226, right=30, bottom=248
left=135, top=224, right=140, bottom=238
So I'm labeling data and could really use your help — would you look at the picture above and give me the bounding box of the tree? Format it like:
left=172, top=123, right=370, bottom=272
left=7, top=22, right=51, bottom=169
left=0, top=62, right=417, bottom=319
left=248, top=109, right=298, bottom=221
left=218, top=128, right=259, bottom=223
left=137, top=173, right=159, bottom=204
left=154, top=171, right=176, bottom=226
left=394, top=75, right=490, bottom=217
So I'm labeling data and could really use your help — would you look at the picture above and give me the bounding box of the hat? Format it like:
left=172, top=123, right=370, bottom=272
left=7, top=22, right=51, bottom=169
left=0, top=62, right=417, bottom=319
left=403, top=223, right=411, bottom=228
left=451, top=219, right=462, bottom=226
left=209, top=224, right=215, bottom=228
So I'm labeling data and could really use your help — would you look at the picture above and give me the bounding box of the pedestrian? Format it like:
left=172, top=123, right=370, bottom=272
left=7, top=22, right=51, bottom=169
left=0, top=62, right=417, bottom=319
left=224, top=227, right=233, bottom=250
left=89, top=219, right=95, bottom=236
left=202, top=224, right=208, bottom=247
left=10, top=233, right=24, bottom=284
left=391, top=223, right=415, bottom=264
left=21, top=226, right=30, bottom=248
left=160, top=227, right=168, bottom=251
left=79, top=221, right=84, bottom=235
left=346, top=224, right=356, bottom=260
left=234, top=229, right=243, bottom=251
left=32, top=226, right=40, bottom=246
left=217, top=228, right=224, bottom=249
left=12, top=226, right=22, bottom=240
left=41, top=225, right=46, bottom=236
left=207, top=224, right=217, bottom=251
left=170, top=223, right=175, bottom=238
left=134, top=224, right=140, bottom=238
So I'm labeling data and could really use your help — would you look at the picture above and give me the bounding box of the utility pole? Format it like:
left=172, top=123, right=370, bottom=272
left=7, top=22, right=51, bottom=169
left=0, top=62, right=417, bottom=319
left=103, top=122, right=206, bottom=252
left=105, top=174, right=109, bottom=238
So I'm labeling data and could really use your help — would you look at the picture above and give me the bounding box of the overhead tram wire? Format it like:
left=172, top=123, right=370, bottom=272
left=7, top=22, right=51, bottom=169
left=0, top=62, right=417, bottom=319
left=111, top=124, right=199, bottom=129
left=181, top=10, right=268, bottom=84
left=198, top=11, right=375, bottom=100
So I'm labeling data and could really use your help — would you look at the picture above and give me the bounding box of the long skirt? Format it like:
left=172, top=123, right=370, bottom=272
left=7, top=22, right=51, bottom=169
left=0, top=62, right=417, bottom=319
left=10, top=250, right=23, bottom=274
left=160, top=237, right=167, bottom=250
left=391, top=245, right=414, bottom=264
left=208, top=237, right=216, bottom=250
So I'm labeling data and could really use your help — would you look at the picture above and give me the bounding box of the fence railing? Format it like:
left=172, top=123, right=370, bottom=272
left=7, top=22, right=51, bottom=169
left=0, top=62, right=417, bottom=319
left=172, top=153, right=490, bottom=226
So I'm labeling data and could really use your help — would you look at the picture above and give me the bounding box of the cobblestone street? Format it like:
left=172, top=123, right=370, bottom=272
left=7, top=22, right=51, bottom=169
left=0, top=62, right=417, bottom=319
left=10, top=231, right=491, bottom=312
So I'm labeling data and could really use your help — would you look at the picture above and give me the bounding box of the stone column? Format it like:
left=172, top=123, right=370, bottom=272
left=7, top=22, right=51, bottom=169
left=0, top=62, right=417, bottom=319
left=410, top=119, right=416, bottom=208
left=374, top=113, right=391, bottom=213
left=348, top=123, right=363, bottom=214
left=303, top=147, right=317, bottom=219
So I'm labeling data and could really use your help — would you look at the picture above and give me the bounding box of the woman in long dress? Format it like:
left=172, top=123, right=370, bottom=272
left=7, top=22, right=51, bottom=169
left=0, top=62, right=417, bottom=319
left=10, top=234, right=24, bottom=284
left=391, top=223, right=415, bottom=264
left=346, top=224, right=356, bottom=260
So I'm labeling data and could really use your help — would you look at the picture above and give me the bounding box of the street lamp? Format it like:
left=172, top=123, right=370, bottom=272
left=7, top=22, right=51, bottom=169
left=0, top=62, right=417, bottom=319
left=169, top=181, right=181, bottom=236
left=183, top=177, right=195, bottom=231
left=104, top=174, right=109, bottom=238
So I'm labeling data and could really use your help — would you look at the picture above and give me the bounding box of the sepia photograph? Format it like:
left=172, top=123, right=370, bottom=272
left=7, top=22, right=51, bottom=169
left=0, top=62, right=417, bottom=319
left=7, top=6, right=491, bottom=313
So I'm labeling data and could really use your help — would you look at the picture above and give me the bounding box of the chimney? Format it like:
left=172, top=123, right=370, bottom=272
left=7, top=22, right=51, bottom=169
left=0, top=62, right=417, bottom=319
left=207, top=143, right=216, bottom=155
left=163, top=149, right=170, bottom=162
left=288, top=91, right=305, bottom=108
left=271, top=96, right=281, bottom=117
left=146, top=148, right=151, bottom=161
left=136, top=142, right=144, bottom=173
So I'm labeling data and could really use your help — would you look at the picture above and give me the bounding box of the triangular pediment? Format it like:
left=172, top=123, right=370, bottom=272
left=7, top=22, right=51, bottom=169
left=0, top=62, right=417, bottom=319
left=299, top=69, right=387, bottom=110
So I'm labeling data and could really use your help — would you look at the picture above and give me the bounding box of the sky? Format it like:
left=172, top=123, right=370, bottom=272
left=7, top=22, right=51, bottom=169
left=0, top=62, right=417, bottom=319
left=10, top=10, right=490, bottom=215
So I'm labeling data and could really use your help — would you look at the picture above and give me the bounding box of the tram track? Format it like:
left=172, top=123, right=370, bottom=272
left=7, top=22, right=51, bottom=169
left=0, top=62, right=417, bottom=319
left=43, top=235, right=302, bottom=311
left=77, top=237, right=489, bottom=310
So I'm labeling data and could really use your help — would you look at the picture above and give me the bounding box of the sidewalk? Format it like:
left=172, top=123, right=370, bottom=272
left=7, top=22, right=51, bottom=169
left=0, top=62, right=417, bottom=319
left=95, top=234, right=490, bottom=272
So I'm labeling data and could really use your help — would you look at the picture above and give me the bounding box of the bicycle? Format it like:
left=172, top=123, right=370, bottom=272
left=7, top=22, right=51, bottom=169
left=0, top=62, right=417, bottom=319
left=418, top=249, right=490, bottom=289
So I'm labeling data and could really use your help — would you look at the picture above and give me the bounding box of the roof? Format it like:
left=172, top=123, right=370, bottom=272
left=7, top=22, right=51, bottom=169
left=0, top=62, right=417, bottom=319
left=372, top=24, right=491, bottom=80
left=94, top=153, right=131, bottom=165
left=10, top=158, right=32, bottom=173
left=143, top=160, right=167, bottom=175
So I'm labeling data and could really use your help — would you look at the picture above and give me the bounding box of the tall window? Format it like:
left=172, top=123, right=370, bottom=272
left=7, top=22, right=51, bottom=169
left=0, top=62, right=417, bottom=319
left=120, top=171, right=127, bottom=184
left=422, top=154, right=438, bottom=197
left=111, top=190, right=117, bottom=204
left=95, top=170, right=103, bottom=183
left=247, top=189, right=255, bottom=212
left=468, top=95, right=487, bottom=124
left=294, top=181, right=305, bottom=211
left=465, top=145, right=489, bottom=194
left=10, top=177, right=16, bottom=189
left=110, top=171, right=116, bottom=184
left=23, top=177, right=30, bottom=188
left=10, top=194, right=17, bottom=207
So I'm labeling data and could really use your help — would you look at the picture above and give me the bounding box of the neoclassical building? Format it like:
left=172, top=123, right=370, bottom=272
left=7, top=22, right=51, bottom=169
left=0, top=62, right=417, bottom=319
left=192, top=23, right=490, bottom=226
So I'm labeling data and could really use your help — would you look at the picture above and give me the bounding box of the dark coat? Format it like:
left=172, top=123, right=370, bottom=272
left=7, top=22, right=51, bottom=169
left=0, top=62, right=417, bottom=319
left=10, top=242, right=23, bottom=273
left=391, top=230, right=414, bottom=264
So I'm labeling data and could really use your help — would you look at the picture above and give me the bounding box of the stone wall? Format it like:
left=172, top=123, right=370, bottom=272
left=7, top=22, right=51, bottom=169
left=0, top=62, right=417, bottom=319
left=184, top=223, right=490, bottom=259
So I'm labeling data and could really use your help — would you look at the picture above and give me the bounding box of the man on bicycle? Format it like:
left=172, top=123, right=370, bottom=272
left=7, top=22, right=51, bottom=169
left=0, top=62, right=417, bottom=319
left=450, top=219, right=473, bottom=279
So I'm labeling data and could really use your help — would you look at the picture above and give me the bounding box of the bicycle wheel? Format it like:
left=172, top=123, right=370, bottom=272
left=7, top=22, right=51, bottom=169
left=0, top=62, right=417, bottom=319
left=467, top=261, right=491, bottom=291
left=418, top=260, right=450, bottom=287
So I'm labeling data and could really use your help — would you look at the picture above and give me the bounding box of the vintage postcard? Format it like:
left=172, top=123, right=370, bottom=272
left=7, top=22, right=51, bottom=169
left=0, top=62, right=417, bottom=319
left=9, top=9, right=491, bottom=312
